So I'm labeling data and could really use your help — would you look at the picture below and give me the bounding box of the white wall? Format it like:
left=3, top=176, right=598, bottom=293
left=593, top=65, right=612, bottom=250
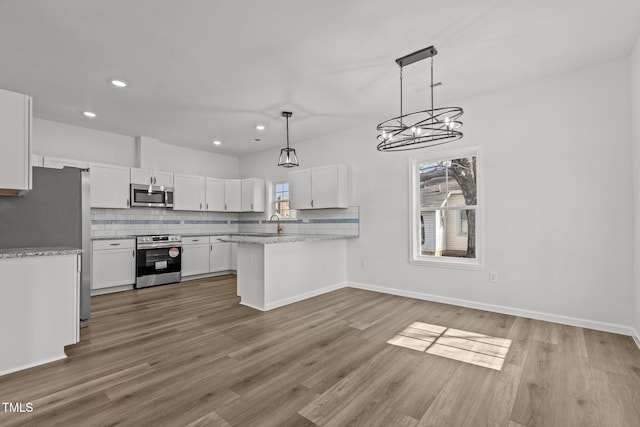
left=156, top=142, right=239, bottom=178
left=241, top=57, right=635, bottom=331
left=33, top=118, right=137, bottom=166
left=32, top=118, right=239, bottom=178
left=631, top=35, right=640, bottom=339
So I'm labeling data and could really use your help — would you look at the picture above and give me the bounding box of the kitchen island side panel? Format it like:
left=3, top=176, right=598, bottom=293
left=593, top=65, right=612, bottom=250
left=0, top=254, right=78, bottom=376
left=263, top=239, right=347, bottom=309
left=236, top=243, right=265, bottom=310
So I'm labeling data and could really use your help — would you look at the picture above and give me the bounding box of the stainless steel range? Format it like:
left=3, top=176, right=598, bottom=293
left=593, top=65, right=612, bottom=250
left=136, top=235, right=182, bottom=288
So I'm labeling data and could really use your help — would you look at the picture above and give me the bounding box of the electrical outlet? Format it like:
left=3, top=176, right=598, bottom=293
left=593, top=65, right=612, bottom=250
left=489, top=271, right=498, bottom=283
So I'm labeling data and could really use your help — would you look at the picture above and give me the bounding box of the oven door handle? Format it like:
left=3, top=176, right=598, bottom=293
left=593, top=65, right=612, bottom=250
left=137, top=243, right=182, bottom=250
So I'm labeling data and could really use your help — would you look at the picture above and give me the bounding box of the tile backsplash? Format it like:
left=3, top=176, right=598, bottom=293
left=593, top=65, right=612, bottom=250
left=91, top=206, right=360, bottom=237
left=238, top=206, right=360, bottom=236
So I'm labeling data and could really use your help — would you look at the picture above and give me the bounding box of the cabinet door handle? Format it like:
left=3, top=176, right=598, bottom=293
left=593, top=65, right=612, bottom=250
left=210, top=244, right=212, bottom=251
left=150, top=176, right=153, bottom=184
left=251, top=203, right=253, bottom=210
left=153, top=177, right=157, bottom=184
left=193, top=239, right=199, bottom=242
left=206, top=203, right=209, bottom=210
left=132, top=249, right=135, bottom=258
left=200, top=202, right=202, bottom=210
left=225, top=204, right=227, bottom=210
left=127, top=198, right=130, bottom=207
left=311, top=199, right=314, bottom=207
left=109, top=243, right=121, bottom=246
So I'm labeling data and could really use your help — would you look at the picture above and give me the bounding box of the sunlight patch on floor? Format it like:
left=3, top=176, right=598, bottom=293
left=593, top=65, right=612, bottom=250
left=387, top=321, right=512, bottom=370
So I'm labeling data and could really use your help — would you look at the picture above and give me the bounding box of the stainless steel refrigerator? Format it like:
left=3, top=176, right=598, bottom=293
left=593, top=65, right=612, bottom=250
left=0, top=166, right=91, bottom=322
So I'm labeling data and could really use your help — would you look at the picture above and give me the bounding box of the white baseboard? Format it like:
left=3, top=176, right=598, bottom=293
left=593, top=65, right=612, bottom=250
left=239, top=301, right=266, bottom=312
left=0, top=354, right=66, bottom=377
left=348, top=281, right=638, bottom=339
left=91, top=284, right=133, bottom=296
left=632, top=328, right=640, bottom=350
left=264, top=282, right=347, bottom=311
left=181, top=271, right=236, bottom=282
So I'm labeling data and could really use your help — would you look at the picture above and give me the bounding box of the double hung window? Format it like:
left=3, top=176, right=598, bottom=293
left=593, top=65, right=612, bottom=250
left=410, top=148, right=480, bottom=268
left=272, top=180, right=296, bottom=219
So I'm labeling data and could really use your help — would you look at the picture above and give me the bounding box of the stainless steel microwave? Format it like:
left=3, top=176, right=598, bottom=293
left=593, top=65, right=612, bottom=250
left=130, top=184, right=174, bottom=208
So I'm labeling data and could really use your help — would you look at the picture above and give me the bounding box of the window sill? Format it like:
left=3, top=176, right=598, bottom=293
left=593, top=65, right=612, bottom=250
left=409, top=257, right=482, bottom=270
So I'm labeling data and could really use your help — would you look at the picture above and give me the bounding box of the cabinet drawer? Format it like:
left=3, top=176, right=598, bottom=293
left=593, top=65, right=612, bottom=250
left=93, top=239, right=136, bottom=250
left=182, top=236, right=209, bottom=245
left=209, top=235, right=229, bottom=243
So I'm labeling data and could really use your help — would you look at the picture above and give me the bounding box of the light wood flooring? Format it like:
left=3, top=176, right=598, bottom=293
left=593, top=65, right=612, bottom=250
left=1, top=275, right=639, bottom=426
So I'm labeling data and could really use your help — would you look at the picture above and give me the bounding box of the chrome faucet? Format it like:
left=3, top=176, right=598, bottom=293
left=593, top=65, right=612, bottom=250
left=268, top=214, right=283, bottom=234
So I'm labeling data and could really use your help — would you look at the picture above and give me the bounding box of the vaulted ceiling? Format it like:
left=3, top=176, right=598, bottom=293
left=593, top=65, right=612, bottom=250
left=1, top=0, right=639, bottom=156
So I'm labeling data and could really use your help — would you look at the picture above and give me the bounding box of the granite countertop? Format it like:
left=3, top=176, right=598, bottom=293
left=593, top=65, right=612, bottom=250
left=91, top=233, right=358, bottom=244
left=91, top=236, right=137, bottom=241
left=0, top=247, right=83, bottom=259
left=180, top=233, right=231, bottom=237
left=220, top=234, right=357, bottom=245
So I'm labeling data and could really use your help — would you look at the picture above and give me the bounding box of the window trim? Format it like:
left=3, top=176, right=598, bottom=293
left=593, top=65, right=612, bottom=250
left=457, top=208, right=469, bottom=236
left=408, top=146, right=483, bottom=270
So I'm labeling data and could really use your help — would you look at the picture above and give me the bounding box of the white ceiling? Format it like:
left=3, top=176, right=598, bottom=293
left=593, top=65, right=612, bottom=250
left=1, top=0, right=639, bottom=157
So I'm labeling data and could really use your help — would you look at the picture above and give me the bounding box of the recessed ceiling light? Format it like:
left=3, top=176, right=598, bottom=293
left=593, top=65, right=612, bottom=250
left=255, top=125, right=265, bottom=131
left=110, top=79, right=128, bottom=88
left=83, top=111, right=97, bottom=118
left=213, top=140, right=222, bottom=145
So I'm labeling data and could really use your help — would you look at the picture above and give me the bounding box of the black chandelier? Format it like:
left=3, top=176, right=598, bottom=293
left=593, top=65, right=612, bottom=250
left=278, top=111, right=299, bottom=168
left=377, top=46, right=463, bottom=151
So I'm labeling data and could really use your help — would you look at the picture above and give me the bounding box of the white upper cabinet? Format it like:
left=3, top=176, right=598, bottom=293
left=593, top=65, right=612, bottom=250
left=311, top=164, right=349, bottom=208
left=173, top=173, right=205, bottom=211
left=205, top=177, right=225, bottom=211
left=241, top=178, right=265, bottom=212
left=44, top=156, right=88, bottom=170
left=89, top=162, right=131, bottom=208
left=290, top=163, right=349, bottom=209
left=130, top=168, right=173, bottom=187
left=31, top=154, right=44, bottom=168
left=0, top=88, right=31, bottom=196
left=224, top=179, right=242, bottom=212
left=153, top=170, right=174, bottom=187
left=289, top=168, right=312, bottom=209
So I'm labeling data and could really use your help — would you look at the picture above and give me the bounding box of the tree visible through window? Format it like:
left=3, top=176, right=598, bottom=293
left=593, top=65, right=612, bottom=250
left=272, top=181, right=296, bottom=219
left=413, top=152, right=478, bottom=263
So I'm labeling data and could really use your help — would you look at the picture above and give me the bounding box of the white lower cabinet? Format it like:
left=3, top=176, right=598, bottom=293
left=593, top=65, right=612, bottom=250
left=92, top=239, right=136, bottom=291
left=181, top=236, right=210, bottom=276
left=182, top=235, right=234, bottom=278
left=210, top=239, right=230, bottom=272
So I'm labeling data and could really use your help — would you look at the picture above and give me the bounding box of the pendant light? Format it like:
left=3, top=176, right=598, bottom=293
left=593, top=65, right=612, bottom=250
left=278, top=111, right=299, bottom=168
left=376, top=46, right=463, bottom=151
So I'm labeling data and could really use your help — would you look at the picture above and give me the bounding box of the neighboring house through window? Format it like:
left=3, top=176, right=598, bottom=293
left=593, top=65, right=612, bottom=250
left=410, top=147, right=480, bottom=268
left=271, top=180, right=296, bottom=219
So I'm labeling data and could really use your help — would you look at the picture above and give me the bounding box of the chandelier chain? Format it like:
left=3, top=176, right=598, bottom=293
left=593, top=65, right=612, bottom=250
left=430, top=56, right=434, bottom=117
left=400, top=66, right=403, bottom=128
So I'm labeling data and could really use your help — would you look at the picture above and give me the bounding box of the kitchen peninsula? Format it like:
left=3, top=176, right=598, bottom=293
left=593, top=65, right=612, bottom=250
left=0, top=248, right=82, bottom=376
left=222, top=234, right=352, bottom=311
